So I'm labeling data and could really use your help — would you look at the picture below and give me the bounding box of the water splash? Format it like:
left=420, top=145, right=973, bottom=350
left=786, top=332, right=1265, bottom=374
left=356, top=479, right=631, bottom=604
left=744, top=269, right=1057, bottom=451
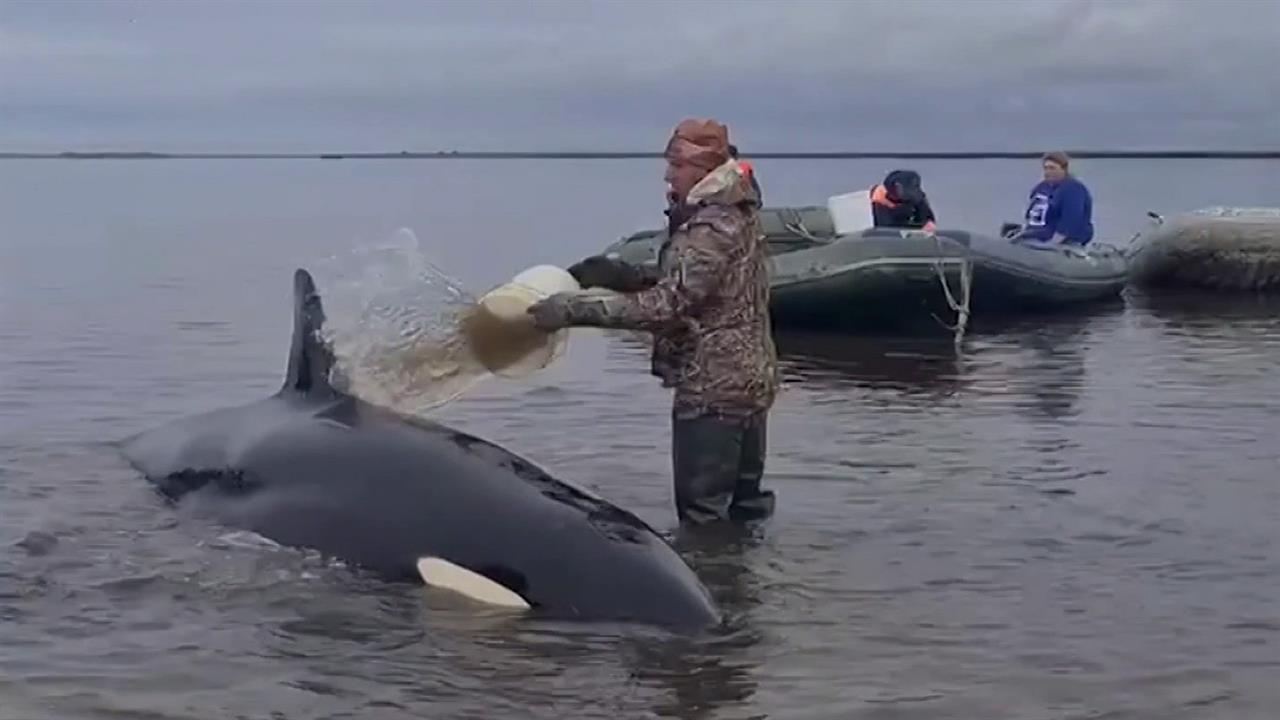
left=312, top=228, right=499, bottom=415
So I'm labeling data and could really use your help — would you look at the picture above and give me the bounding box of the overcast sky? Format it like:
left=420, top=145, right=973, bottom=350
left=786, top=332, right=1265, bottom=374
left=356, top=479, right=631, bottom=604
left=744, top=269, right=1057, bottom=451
left=3, top=0, right=1279, bottom=152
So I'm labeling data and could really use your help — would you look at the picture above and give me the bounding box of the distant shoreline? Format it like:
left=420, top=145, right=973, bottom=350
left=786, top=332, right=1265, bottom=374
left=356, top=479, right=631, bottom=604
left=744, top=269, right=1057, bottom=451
left=1, top=150, right=1277, bottom=160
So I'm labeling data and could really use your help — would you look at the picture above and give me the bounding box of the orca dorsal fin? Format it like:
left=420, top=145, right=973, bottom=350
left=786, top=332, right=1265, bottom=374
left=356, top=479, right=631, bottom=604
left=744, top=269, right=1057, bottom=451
left=281, top=268, right=337, bottom=396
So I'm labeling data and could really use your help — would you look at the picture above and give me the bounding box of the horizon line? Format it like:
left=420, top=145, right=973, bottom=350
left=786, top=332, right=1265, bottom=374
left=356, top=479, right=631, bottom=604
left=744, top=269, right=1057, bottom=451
left=2, top=149, right=1278, bottom=160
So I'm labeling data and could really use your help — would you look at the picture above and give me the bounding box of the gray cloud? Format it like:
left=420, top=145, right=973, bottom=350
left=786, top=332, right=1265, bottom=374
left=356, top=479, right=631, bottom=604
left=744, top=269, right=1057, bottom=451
left=3, top=0, right=1278, bottom=151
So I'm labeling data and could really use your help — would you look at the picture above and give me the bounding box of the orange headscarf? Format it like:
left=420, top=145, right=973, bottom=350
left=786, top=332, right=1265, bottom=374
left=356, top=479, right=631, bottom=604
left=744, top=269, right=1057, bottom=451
left=664, top=118, right=731, bottom=171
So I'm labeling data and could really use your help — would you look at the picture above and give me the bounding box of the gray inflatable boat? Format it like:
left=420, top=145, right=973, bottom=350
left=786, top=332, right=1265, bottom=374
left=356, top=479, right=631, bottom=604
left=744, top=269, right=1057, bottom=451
left=958, top=229, right=1129, bottom=312
left=599, top=205, right=1129, bottom=332
left=1126, top=207, right=1280, bottom=291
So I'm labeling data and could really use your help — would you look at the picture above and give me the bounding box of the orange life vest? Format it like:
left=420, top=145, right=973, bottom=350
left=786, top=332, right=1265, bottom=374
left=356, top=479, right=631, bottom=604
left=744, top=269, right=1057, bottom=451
left=869, top=183, right=893, bottom=207
left=869, top=184, right=935, bottom=231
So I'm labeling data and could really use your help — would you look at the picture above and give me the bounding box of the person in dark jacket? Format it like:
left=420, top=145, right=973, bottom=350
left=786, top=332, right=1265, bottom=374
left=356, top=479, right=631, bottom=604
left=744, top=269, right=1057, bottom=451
left=527, top=118, right=779, bottom=527
left=869, top=169, right=936, bottom=231
left=1013, top=151, right=1094, bottom=245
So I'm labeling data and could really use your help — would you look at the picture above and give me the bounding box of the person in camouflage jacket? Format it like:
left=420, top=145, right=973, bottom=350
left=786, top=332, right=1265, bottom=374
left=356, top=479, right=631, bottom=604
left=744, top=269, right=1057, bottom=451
left=528, top=118, right=779, bottom=526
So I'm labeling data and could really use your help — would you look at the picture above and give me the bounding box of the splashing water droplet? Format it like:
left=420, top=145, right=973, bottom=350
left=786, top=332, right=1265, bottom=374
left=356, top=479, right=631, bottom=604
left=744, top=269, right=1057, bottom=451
left=311, top=228, right=499, bottom=415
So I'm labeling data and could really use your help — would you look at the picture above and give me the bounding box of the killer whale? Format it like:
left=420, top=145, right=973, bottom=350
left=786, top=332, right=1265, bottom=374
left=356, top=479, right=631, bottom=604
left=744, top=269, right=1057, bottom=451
left=120, top=268, right=719, bottom=629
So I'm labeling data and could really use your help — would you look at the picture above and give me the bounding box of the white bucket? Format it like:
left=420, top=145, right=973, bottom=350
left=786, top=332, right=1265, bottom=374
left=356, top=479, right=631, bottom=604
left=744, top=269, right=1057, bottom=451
left=827, top=189, right=874, bottom=235
left=461, top=264, right=582, bottom=378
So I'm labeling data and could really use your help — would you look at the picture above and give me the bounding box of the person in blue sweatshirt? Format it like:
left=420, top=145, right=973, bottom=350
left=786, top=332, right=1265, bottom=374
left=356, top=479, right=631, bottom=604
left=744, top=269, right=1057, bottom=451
left=1011, top=151, right=1094, bottom=245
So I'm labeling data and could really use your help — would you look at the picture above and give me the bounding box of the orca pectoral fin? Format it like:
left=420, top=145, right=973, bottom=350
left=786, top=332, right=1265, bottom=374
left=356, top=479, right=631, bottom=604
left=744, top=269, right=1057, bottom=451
left=415, top=557, right=531, bottom=610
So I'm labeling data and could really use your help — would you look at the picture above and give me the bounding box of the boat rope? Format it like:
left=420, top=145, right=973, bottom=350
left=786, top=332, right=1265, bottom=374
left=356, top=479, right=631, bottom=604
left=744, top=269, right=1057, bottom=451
left=778, top=219, right=829, bottom=240
left=927, top=233, right=973, bottom=347
left=779, top=208, right=831, bottom=243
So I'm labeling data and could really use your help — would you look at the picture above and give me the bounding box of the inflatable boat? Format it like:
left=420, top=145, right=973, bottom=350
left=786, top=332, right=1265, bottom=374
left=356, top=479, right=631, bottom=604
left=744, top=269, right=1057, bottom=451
left=1126, top=207, right=1280, bottom=292
left=602, top=205, right=970, bottom=332
left=958, top=229, right=1129, bottom=312
left=598, top=195, right=1129, bottom=332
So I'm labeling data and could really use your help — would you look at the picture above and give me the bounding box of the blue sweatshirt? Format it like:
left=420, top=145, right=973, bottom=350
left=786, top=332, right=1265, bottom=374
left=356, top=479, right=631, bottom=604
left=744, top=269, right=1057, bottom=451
left=1021, top=176, right=1094, bottom=244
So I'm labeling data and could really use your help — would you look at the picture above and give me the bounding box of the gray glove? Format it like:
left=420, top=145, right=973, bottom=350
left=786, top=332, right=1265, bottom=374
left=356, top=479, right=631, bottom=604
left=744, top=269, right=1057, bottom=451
left=567, top=255, right=659, bottom=292
left=527, top=291, right=629, bottom=331
left=526, top=292, right=576, bottom=331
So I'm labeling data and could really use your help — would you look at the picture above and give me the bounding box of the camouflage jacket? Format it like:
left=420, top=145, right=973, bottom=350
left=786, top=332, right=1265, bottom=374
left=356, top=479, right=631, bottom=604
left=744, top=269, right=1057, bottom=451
left=561, top=160, right=778, bottom=420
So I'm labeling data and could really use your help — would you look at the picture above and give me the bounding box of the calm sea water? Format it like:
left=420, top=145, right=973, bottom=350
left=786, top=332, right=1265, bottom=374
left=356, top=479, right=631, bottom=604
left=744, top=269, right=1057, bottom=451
left=2, top=158, right=1279, bottom=719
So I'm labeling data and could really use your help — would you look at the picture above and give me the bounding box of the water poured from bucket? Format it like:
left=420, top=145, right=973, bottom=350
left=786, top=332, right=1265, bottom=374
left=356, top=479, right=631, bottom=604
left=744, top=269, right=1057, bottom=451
left=312, top=229, right=584, bottom=416
left=462, top=264, right=581, bottom=378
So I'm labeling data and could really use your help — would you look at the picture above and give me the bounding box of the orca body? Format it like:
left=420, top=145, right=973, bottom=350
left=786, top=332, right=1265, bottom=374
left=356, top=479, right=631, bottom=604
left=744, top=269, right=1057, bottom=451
left=120, top=268, right=719, bottom=629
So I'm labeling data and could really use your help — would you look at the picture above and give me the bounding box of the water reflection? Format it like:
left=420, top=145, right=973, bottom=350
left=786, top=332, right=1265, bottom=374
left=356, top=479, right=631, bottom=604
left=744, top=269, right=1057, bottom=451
left=1127, top=289, right=1280, bottom=329
left=623, top=525, right=766, bottom=720
left=244, top=531, right=770, bottom=719
left=774, top=331, right=964, bottom=396
left=602, top=314, right=1101, bottom=417
left=1121, top=290, right=1280, bottom=406
left=996, top=315, right=1093, bottom=423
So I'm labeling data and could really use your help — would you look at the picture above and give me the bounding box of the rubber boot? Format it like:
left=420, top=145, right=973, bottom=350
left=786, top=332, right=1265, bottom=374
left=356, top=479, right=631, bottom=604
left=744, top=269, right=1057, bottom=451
left=729, top=412, right=775, bottom=522
left=671, top=413, right=742, bottom=525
